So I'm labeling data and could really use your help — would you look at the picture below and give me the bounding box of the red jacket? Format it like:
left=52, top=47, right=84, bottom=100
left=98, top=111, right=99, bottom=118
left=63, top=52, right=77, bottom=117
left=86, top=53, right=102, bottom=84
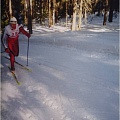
left=2, top=24, right=30, bottom=56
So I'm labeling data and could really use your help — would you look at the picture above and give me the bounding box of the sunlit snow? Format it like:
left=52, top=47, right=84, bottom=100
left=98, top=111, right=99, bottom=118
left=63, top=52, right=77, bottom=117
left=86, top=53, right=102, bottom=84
left=1, top=14, right=119, bottom=120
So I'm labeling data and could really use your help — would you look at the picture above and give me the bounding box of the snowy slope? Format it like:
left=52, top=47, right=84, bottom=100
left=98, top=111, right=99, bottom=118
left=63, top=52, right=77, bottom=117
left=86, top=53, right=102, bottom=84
left=1, top=15, right=119, bottom=120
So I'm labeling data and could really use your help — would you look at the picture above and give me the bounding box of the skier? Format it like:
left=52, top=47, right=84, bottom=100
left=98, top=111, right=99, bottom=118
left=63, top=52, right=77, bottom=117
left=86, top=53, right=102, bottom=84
left=2, top=17, right=30, bottom=72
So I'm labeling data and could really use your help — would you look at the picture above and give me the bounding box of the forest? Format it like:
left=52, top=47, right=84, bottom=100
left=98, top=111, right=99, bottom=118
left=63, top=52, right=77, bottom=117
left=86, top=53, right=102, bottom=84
left=1, top=1, right=119, bottom=120
left=1, top=0, right=119, bottom=32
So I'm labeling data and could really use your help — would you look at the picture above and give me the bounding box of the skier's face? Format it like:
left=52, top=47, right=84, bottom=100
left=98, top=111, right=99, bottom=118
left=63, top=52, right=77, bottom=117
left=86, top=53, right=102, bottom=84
left=10, top=23, right=16, bottom=29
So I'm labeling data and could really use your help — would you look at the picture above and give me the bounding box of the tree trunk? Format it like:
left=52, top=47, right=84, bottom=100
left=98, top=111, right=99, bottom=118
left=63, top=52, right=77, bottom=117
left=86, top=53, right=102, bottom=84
left=9, top=0, right=12, bottom=18
left=85, top=9, right=87, bottom=24
left=27, top=0, right=32, bottom=34
left=108, top=9, right=113, bottom=22
left=39, top=0, right=44, bottom=24
left=66, top=0, right=68, bottom=27
left=103, top=0, right=108, bottom=25
left=55, top=9, right=58, bottom=23
left=77, top=0, right=82, bottom=30
left=71, top=0, right=77, bottom=31
left=108, top=0, right=113, bottom=22
left=103, top=10, right=107, bottom=25
left=84, top=2, right=87, bottom=24
left=49, top=0, right=52, bottom=27
left=52, top=0, right=56, bottom=26
left=24, top=0, right=27, bottom=25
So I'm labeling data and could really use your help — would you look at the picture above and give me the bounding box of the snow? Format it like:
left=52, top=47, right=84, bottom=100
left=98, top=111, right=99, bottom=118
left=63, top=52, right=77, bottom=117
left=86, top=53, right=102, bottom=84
left=1, top=15, right=119, bottom=120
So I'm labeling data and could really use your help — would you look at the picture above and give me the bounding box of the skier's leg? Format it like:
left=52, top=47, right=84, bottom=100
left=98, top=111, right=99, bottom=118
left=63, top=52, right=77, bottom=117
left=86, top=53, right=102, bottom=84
left=9, top=53, right=15, bottom=71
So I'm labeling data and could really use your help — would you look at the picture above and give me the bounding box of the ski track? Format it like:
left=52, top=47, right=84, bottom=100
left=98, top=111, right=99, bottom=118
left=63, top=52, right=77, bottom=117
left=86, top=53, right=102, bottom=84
left=1, top=15, right=119, bottom=120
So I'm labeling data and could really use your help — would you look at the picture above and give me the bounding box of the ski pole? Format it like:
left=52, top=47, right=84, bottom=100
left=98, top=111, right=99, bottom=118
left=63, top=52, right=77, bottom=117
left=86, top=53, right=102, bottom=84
left=27, top=37, right=29, bottom=66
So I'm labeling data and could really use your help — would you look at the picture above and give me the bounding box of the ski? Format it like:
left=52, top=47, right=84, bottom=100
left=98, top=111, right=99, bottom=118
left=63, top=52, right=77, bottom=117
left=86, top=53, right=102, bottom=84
left=2, top=55, right=32, bottom=72
left=8, top=66, right=21, bottom=85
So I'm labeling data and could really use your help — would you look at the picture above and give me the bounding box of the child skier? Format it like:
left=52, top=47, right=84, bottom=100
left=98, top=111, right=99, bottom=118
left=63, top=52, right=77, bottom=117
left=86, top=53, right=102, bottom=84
left=2, top=17, right=30, bottom=72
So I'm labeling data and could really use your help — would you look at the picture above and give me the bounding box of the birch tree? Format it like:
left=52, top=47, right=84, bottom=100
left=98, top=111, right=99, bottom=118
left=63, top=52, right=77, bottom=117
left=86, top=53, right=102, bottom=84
left=52, top=0, right=56, bottom=26
left=77, top=0, right=83, bottom=30
left=71, top=0, right=77, bottom=31
left=77, top=0, right=96, bottom=30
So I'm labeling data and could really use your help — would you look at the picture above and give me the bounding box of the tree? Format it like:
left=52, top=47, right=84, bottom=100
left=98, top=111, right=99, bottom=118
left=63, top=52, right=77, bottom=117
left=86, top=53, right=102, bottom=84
left=27, top=0, right=32, bottom=34
left=49, top=0, right=52, bottom=27
left=108, top=0, right=119, bottom=22
left=103, top=0, right=108, bottom=25
left=95, top=0, right=103, bottom=16
left=108, top=0, right=113, bottom=22
left=9, top=0, right=12, bottom=18
left=1, top=0, right=9, bottom=29
left=52, top=0, right=56, bottom=26
left=1, top=0, right=119, bottom=30
left=24, top=0, right=28, bottom=25
left=77, top=0, right=83, bottom=30
left=71, top=0, right=77, bottom=31
left=83, top=1, right=87, bottom=24
left=68, top=0, right=73, bottom=18
left=65, top=0, right=68, bottom=26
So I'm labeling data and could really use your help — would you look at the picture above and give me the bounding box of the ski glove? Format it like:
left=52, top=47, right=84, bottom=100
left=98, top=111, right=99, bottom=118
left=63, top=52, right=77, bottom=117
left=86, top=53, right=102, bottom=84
left=19, top=26, right=31, bottom=38
left=5, top=48, right=10, bottom=53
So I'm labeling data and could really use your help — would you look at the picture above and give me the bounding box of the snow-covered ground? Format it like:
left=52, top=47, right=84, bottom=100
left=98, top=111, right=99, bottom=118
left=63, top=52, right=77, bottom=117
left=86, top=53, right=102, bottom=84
left=1, top=15, right=119, bottom=120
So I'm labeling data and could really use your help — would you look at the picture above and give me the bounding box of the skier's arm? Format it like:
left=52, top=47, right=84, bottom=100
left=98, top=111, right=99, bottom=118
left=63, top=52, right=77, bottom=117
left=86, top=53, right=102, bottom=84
left=2, top=28, right=8, bottom=49
left=19, top=25, right=30, bottom=38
